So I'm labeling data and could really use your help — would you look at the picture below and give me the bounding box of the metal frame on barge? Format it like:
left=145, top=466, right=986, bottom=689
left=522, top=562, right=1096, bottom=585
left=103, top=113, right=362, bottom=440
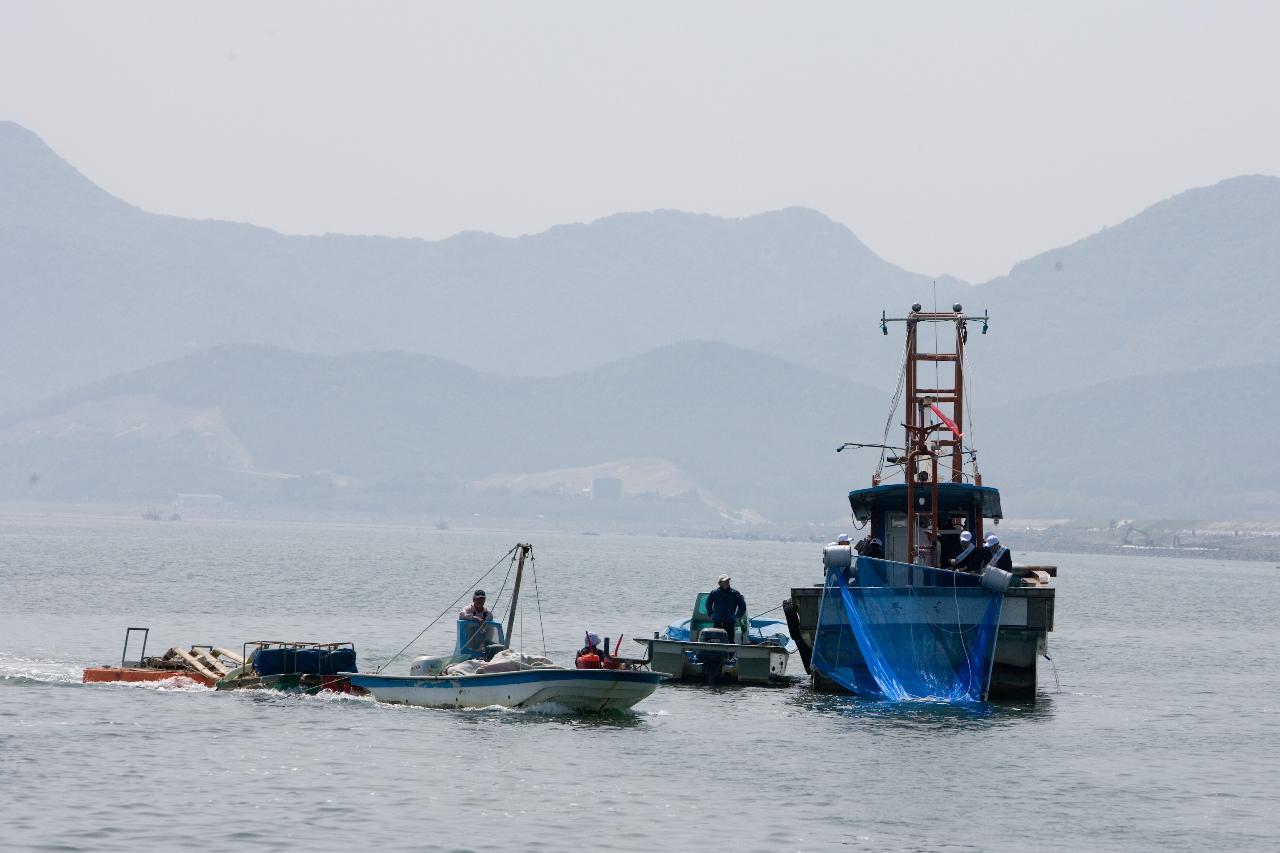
left=783, top=304, right=1056, bottom=701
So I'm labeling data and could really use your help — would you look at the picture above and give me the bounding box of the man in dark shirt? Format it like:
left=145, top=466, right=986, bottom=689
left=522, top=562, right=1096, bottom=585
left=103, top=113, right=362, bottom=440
left=939, top=517, right=967, bottom=566
left=984, top=534, right=1013, bottom=570
left=706, top=575, right=747, bottom=642
left=862, top=537, right=885, bottom=559
left=950, top=531, right=988, bottom=572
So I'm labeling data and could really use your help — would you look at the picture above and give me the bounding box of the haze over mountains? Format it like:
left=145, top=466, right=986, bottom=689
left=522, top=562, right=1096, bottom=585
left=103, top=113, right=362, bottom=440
left=1, top=120, right=1276, bottom=521
left=0, top=120, right=935, bottom=408
left=0, top=342, right=879, bottom=520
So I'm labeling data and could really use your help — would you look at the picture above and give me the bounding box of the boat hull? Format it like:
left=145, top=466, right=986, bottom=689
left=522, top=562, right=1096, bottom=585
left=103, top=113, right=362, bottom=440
left=640, top=638, right=790, bottom=685
left=215, top=671, right=355, bottom=694
left=789, top=583, right=1053, bottom=700
left=83, top=667, right=215, bottom=687
left=346, top=668, right=661, bottom=711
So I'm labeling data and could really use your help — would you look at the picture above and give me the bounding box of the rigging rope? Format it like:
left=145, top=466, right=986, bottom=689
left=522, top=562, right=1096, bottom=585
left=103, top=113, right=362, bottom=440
left=961, top=325, right=978, bottom=480
left=933, top=282, right=942, bottom=397
left=1044, top=652, right=1061, bottom=692
left=373, top=545, right=518, bottom=674
left=490, top=550, right=519, bottom=622
left=529, top=553, right=548, bottom=657
left=875, top=334, right=910, bottom=482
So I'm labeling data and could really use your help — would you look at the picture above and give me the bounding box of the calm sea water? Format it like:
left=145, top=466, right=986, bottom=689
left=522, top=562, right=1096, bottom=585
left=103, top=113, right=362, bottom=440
left=2, top=513, right=1278, bottom=852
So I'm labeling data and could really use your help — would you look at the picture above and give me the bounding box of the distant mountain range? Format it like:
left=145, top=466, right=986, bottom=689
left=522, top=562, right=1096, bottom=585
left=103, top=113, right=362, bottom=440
left=8, top=119, right=1279, bottom=410
left=762, top=174, right=1280, bottom=403
left=980, top=360, right=1280, bottom=518
left=0, top=342, right=883, bottom=520
left=2, top=120, right=1276, bottom=520
left=0, top=120, right=934, bottom=410
left=0, top=340, right=1272, bottom=521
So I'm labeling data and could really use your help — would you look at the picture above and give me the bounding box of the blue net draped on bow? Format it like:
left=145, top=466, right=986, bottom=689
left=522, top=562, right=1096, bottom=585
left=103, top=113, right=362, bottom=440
left=811, top=557, right=1004, bottom=702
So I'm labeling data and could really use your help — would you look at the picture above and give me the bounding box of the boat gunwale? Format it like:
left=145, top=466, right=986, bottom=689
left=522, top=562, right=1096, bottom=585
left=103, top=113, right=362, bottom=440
left=640, top=637, right=790, bottom=655
left=344, top=668, right=662, bottom=689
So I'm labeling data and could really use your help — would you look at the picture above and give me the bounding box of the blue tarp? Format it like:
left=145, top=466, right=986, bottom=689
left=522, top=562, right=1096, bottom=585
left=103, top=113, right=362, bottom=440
left=811, top=557, right=1004, bottom=702
left=664, top=618, right=793, bottom=649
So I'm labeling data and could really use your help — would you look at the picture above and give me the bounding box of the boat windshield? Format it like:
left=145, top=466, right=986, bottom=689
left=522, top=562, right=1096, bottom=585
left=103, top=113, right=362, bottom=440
left=456, top=620, right=504, bottom=655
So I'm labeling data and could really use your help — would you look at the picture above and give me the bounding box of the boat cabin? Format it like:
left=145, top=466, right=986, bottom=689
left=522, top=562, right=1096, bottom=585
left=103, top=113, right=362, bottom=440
left=456, top=619, right=506, bottom=657
left=849, top=482, right=1002, bottom=566
left=409, top=620, right=508, bottom=676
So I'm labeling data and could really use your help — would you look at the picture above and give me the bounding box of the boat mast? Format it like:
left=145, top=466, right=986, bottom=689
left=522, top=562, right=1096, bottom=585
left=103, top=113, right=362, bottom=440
left=503, top=543, right=531, bottom=649
left=881, top=304, right=987, bottom=565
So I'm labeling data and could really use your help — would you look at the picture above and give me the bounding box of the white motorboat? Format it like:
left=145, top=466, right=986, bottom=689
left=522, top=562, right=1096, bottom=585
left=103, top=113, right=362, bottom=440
left=347, top=544, right=661, bottom=712
left=347, top=666, right=660, bottom=711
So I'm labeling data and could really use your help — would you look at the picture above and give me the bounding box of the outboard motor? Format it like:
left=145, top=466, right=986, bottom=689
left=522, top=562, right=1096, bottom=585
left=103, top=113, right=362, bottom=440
left=695, top=628, right=731, bottom=685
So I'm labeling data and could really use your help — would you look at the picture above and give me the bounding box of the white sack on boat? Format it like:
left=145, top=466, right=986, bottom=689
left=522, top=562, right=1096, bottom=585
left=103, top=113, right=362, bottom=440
left=442, top=659, right=484, bottom=676
left=476, top=649, right=557, bottom=673
left=440, top=650, right=558, bottom=676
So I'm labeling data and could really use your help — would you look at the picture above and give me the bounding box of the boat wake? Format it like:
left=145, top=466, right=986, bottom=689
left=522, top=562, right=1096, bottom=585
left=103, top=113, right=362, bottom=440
left=104, top=676, right=212, bottom=692
left=0, top=652, right=221, bottom=691
left=0, top=652, right=83, bottom=686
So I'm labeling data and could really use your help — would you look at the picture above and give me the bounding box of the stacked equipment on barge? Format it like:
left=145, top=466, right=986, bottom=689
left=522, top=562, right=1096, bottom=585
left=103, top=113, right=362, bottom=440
left=83, top=627, right=244, bottom=687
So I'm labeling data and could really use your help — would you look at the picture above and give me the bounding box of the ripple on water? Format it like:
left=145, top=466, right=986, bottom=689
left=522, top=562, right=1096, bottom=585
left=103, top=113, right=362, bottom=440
left=2, top=524, right=1280, bottom=852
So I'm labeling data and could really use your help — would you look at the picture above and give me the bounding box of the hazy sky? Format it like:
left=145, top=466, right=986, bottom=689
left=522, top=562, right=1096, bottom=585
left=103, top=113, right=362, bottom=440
left=3, top=1, right=1277, bottom=281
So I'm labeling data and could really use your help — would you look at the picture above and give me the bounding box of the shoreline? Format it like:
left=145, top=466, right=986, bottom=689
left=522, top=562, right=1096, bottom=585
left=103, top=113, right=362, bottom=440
left=3, top=500, right=1279, bottom=564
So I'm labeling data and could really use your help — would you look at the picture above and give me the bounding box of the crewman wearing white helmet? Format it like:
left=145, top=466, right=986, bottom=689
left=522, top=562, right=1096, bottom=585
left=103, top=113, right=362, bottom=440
left=983, top=533, right=1013, bottom=571
left=950, top=530, right=986, bottom=572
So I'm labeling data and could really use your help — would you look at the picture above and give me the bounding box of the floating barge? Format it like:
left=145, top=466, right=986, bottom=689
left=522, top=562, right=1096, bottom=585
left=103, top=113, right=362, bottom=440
left=215, top=641, right=358, bottom=694
left=83, top=627, right=243, bottom=688
left=783, top=305, right=1056, bottom=701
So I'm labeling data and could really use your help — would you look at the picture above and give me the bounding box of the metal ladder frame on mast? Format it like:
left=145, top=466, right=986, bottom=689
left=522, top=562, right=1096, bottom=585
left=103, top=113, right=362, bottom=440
left=879, top=304, right=987, bottom=567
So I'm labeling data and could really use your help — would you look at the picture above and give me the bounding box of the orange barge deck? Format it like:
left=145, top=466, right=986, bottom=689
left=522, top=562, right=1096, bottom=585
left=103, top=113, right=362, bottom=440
left=82, top=666, right=216, bottom=687
left=83, top=628, right=241, bottom=689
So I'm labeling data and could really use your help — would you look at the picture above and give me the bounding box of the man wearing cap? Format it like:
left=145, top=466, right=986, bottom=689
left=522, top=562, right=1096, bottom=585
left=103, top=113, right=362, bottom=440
left=460, top=590, right=492, bottom=623
left=706, top=575, right=747, bottom=643
left=949, top=531, right=987, bottom=572
left=854, top=532, right=884, bottom=558
left=983, top=534, right=1013, bottom=571
left=939, top=517, right=967, bottom=566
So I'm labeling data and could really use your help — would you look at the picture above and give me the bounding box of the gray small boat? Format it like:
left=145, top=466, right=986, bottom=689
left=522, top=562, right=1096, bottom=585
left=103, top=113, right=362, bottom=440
left=632, top=594, right=793, bottom=685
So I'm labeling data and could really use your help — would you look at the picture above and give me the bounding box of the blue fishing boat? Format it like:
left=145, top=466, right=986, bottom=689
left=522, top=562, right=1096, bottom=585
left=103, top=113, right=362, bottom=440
left=784, top=305, right=1056, bottom=702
